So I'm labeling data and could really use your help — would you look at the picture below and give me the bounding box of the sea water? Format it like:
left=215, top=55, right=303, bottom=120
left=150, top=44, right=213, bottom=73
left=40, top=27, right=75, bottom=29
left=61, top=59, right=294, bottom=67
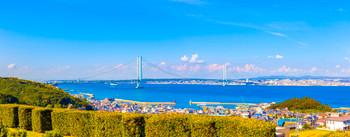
left=58, top=83, right=350, bottom=109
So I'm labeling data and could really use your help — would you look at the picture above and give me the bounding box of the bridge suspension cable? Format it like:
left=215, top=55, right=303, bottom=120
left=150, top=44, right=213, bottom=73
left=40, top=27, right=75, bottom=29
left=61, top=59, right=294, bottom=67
left=79, top=59, right=134, bottom=80
left=142, top=58, right=187, bottom=79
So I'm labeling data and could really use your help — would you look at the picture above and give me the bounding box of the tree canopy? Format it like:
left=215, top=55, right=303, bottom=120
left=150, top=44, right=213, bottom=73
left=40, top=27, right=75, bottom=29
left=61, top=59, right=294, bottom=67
left=268, top=97, right=332, bottom=112
left=0, top=77, right=90, bottom=108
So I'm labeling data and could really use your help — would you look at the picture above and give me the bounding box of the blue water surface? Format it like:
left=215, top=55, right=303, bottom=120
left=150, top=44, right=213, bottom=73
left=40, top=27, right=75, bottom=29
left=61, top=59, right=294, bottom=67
left=58, top=83, right=350, bottom=109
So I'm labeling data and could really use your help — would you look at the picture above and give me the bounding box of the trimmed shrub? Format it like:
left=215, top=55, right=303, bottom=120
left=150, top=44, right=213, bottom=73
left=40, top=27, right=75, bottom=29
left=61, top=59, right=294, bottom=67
left=51, top=110, right=94, bottom=137
left=18, top=106, right=34, bottom=130
left=94, top=111, right=123, bottom=137
left=42, top=130, right=63, bottom=137
left=0, top=104, right=19, bottom=128
left=7, top=128, right=27, bottom=137
left=190, top=115, right=217, bottom=137
left=0, top=123, right=8, bottom=137
left=122, top=113, right=146, bottom=137
left=32, top=108, right=53, bottom=133
left=0, top=104, right=276, bottom=137
left=145, top=113, right=191, bottom=137
left=216, top=116, right=276, bottom=137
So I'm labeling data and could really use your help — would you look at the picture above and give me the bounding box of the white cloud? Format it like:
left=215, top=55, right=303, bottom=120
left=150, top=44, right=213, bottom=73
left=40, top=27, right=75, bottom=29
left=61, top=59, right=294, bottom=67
left=278, top=65, right=304, bottom=73
left=297, top=41, right=308, bottom=46
left=113, top=64, right=128, bottom=69
left=8, top=64, right=16, bottom=69
left=266, top=31, right=288, bottom=37
left=275, top=55, right=284, bottom=59
left=47, top=65, right=71, bottom=73
left=341, top=69, right=350, bottom=73
left=181, top=55, right=189, bottom=62
left=189, top=54, right=198, bottom=63
left=214, top=21, right=265, bottom=30
left=96, top=66, right=107, bottom=71
left=206, top=63, right=231, bottom=72
left=207, top=64, right=224, bottom=72
left=229, top=64, right=265, bottom=73
left=310, top=67, right=317, bottom=73
left=335, top=65, right=340, bottom=68
left=196, top=60, right=204, bottom=63
left=181, top=54, right=204, bottom=63
left=159, top=62, right=166, bottom=66
left=171, top=64, right=187, bottom=71
left=268, top=55, right=283, bottom=59
left=345, top=57, right=350, bottom=62
left=189, top=64, right=201, bottom=72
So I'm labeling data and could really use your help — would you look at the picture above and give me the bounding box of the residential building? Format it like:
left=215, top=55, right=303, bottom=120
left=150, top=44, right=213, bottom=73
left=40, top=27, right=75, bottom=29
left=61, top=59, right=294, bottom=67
left=326, top=116, right=350, bottom=131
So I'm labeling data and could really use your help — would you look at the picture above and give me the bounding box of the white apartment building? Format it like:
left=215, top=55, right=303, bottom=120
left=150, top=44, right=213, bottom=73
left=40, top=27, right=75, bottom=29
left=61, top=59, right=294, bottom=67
left=326, top=116, right=350, bottom=131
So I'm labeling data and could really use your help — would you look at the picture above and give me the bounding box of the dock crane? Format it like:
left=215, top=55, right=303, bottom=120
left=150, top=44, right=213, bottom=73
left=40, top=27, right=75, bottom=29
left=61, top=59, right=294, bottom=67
left=241, top=96, right=249, bottom=110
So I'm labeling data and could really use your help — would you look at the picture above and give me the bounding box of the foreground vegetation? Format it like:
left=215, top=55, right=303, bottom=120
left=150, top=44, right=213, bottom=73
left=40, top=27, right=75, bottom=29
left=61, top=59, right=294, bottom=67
left=290, top=129, right=332, bottom=137
left=268, top=97, right=332, bottom=112
left=320, top=131, right=350, bottom=137
left=0, top=77, right=90, bottom=108
left=0, top=104, right=277, bottom=137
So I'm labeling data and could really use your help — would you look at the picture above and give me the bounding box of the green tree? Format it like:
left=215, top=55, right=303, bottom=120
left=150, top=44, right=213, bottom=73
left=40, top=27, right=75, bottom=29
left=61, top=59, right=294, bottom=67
left=0, top=77, right=91, bottom=109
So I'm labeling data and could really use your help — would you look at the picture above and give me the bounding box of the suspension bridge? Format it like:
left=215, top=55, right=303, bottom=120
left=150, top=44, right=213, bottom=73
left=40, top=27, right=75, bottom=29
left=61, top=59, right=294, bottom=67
left=76, top=56, right=231, bottom=88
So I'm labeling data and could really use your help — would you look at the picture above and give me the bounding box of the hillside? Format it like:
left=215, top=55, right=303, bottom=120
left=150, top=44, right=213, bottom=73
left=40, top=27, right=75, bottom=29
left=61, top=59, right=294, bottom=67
left=268, top=97, right=332, bottom=112
left=0, top=77, right=90, bottom=108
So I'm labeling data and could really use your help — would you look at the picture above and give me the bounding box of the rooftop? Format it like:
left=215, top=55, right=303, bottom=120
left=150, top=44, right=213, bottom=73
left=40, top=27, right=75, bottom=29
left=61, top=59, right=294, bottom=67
left=327, top=116, right=350, bottom=121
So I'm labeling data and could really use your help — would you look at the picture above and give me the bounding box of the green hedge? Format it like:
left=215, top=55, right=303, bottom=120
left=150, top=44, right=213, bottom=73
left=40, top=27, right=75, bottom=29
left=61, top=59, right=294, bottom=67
left=0, top=123, right=8, bottom=137
left=94, top=111, right=123, bottom=137
left=190, top=115, right=217, bottom=137
left=7, top=129, right=27, bottom=137
left=121, top=113, right=146, bottom=137
left=146, top=113, right=191, bottom=137
left=51, top=110, right=94, bottom=137
left=42, top=130, right=63, bottom=137
left=52, top=111, right=147, bottom=137
left=18, top=106, right=34, bottom=130
left=32, top=108, right=53, bottom=133
left=215, top=116, right=276, bottom=137
left=0, top=104, right=19, bottom=128
left=0, top=104, right=277, bottom=137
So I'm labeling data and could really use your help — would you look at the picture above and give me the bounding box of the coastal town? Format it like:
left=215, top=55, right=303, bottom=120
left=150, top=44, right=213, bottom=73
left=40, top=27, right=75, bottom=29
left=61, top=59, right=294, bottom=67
left=71, top=93, right=350, bottom=137
left=146, top=78, right=350, bottom=86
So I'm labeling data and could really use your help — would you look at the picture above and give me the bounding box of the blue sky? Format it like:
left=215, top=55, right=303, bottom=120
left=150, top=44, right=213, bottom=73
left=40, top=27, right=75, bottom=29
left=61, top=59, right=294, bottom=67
left=1, top=0, right=350, bottom=80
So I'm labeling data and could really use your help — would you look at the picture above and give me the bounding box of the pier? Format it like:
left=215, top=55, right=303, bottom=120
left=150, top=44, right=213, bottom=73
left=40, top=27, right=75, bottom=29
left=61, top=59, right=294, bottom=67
left=189, top=101, right=257, bottom=106
left=115, top=99, right=176, bottom=106
left=333, top=107, right=350, bottom=110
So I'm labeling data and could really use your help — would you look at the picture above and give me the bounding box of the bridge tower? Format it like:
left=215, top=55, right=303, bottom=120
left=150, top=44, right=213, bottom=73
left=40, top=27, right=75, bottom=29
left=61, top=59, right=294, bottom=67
left=223, top=64, right=227, bottom=86
left=136, top=56, right=143, bottom=88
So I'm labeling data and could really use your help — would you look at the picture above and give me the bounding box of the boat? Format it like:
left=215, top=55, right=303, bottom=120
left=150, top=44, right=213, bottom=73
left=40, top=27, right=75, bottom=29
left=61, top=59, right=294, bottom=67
left=110, top=83, right=118, bottom=86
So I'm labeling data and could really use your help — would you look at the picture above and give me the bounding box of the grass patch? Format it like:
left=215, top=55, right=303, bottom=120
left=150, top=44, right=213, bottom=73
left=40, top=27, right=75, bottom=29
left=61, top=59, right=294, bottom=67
left=290, top=129, right=332, bottom=137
